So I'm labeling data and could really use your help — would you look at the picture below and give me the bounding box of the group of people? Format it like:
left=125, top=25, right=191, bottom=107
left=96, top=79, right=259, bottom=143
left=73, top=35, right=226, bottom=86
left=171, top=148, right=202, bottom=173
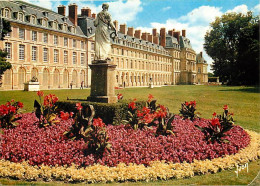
left=70, top=81, right=85, bottom=89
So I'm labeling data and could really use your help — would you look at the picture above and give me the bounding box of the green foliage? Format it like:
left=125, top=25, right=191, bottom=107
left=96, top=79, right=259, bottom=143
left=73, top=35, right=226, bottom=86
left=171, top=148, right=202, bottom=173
left=208, top=72, right=214, bottom=78
left=0, top=49, right=11, bottom=87
left=0, top=18, right=12, bottom=40
left=195, top=107, right=234, bottom=143
left=204, top=12, right=259, bottom=85
left=56, top=100, right=146, bottom=125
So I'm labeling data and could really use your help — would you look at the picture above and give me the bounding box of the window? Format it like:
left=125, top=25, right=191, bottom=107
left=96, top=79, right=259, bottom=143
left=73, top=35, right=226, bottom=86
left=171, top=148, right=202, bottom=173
left=19, top=45, right=25, bottom=60
left=32, top=31, right=37, bottom=41
left=43, top=48, right=48, bottom=62
left=31, top=16, right=36, bottom=24
left=54, top=35, right=58, bottom=45
left=64, top=37, right=68, bottom=47
left=5, top=43, right=11, bottom=59
left=73, top=39, right=76, bottom=48
left=43, top=33, right=48, bottom=43
left=64, top=51, right=68, bottom=64
left=198, top=67, right=201, bottom=73
left=73, top=52, right=77, bottom=64
left=42, top=19, right=47, bottom=27
left=81, top=53, right=84, bottom=65
left=6, top=32, right=10, bottom=37
left=91, top=42, right=94, bottom=50
left=18, top=13, right=23, bottom=21
left=81, top=41, right=84, bottom=49
left=53, top=21, right=58, bottom=29
left=19, top=28, right=25, bottom=39
left=32, top=46, right=37, bottom=61
left=54, top=49, right=59, bottom=63
left=4, top=9, right=10, bottom=18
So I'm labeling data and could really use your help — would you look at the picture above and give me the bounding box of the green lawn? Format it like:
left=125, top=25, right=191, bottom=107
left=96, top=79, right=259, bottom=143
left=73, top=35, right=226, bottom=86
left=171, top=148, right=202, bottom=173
left=0, top=85, right=259, bottom=185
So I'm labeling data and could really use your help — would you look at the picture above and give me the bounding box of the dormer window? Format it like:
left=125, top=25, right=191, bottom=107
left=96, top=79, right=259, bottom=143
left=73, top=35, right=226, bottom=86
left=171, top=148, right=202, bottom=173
left=4, top=9, right=10, bottom=18
left=42, top=19, right=48, bottom=27
left=31, top=16, right=36, bottom=24
left=72, top=26, right=75, bottom=33
left=20, top=5, right=26, bottom=11
left=49, top=21, right=53, bottom=28
left=58, top=24, right=63, bottom=30
left=87, top=27, right=92, bottom=34
left=62, top=17, right=67, bottom=22
left=64, top=24, right=68, bottom=31
left=53, top=21, right=58, bottom=29
left=42, top=12, right=48, bottom=17
left=18, top=12, right=24, bottom=21
left=68, top=26, right=71, bottom=32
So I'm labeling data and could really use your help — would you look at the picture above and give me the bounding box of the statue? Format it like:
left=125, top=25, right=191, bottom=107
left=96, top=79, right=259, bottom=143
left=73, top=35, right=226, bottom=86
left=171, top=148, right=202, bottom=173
left=94, top=3, right=116, bottom=62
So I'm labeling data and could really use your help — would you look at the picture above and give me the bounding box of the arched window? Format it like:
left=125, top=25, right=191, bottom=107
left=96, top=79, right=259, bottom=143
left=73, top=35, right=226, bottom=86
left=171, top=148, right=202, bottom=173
left=53, top=69, right=60, bottom=88
left=63, top=69, right=69, bottom=88
left=18, top=67, right=26, bottom=88
left=18, top=12, right=24, bottom=21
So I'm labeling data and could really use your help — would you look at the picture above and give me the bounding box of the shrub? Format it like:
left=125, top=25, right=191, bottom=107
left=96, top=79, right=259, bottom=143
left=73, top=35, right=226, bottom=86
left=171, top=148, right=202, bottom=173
left=56, top=100, right=146, bottom=125
left=34, top=91, right=59, bottom=127
left=0, top=100, right=23, bottom=128
left=195, top=105, right=234, bottom=143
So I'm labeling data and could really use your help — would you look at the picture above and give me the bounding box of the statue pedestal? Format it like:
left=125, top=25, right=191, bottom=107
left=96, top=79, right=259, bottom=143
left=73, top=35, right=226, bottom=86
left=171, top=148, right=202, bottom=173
left=87, top=62, right=117, bottom=103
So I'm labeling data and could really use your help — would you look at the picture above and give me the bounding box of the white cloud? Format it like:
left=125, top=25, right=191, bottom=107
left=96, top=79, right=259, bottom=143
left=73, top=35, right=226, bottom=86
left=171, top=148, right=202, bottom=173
left=162, top=6, right=171, bottom=11
left=22, top=0, right=60, bottom=10
left=226, top=4, right=248, bottom=14
left=252, top=4, right=260, bottom=14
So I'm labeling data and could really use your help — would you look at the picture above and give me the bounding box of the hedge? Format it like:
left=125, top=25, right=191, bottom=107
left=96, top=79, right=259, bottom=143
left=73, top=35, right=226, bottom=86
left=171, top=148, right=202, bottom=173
left=56, top=99, right=146, bottom=125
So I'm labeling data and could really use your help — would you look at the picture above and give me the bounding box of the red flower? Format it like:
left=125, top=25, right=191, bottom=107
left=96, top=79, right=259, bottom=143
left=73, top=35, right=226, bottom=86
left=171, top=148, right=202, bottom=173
left=37, top=91, right=44, bottom=97
left=185, top=102, right=189, bottom=106
left=190, top=101, right=196, bottom=107
left=142, top=107, right=150, bottom=114
left=117, top=93, right=123, bottom=100
left=17, top=101, right=24, bottom=108
left=60, top=111, right=69, bottom=120
left=128, top=99, right=136, bottom=110
left=212, top=112, right=217, bottom=117
left=223, top=105, right=228, bottom=110
left=137, top=110, right=144, bottom=117
left=211, top=118, right=220, bottom=126
left=93, top=118, right=105, bottom=128
left=0, top=105, right=8, bottom=115
left=9, top=106, right=17, bottom=113
left=142, top=113, right=154, bottom=124
left=76, top=103, right=83, bottom=111
left=148, top=94, right=154, bottom=102
left=70, top=112, right=74, bottom=117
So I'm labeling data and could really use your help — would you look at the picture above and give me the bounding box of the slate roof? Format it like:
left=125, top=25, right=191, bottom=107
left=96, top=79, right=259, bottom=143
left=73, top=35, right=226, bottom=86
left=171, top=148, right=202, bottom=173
left=196, top=53, right=207, bottom=64
left=179, top=36, right=193, bottom=49
left=0, top=0, right=86, bottom=37
left=165, top=34, right=181, bottom=50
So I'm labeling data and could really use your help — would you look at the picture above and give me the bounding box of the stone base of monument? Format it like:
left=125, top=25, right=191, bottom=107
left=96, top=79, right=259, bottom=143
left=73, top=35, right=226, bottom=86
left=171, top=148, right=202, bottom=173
left=87, top=61, right=117, bottom=103
left=24, top=82, right=40, bottom=91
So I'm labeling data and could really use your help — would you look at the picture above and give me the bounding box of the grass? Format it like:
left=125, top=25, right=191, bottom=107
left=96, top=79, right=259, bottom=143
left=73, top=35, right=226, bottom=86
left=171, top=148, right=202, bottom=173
left=0, top=85, right=259, bottom=185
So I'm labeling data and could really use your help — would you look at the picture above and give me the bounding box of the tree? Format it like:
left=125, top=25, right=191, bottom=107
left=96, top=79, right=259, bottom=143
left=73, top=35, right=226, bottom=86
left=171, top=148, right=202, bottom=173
left=0, top=18, right=12, bottom=87
left=204, top=12, right=259, bottom=85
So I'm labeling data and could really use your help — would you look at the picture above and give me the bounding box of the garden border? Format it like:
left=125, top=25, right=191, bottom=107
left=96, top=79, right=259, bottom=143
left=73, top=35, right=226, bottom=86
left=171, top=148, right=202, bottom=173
left=0, top=130, right=259, bottom=183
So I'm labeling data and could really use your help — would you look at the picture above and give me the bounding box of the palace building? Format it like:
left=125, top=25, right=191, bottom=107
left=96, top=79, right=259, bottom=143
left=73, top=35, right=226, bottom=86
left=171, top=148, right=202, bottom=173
left=0, top=1, right=208, bottom=90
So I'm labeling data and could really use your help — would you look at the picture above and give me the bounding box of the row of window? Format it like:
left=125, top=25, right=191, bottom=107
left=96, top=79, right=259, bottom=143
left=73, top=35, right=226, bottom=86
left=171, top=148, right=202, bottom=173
left=111, top=57, right=172, bottom=72
left=113, top=38, right=169, bottom=55
left=2, top=8, right=76, bottom=33
left=5, top=42, right=85, bottom=65
left=112, top=47, right=171, bottom=63
left=17, top=29, right=85, bottom=49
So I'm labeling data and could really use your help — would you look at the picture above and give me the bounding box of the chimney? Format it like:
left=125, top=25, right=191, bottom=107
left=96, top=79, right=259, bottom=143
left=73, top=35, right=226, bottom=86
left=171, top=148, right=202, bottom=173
left=113, top=20, right=118, bottom=31
left=152, top=28, right=157, bottom=36
left=148, top=34, right=153, bottom=43
left=92, top=13, right=96, bottom=19
left=168, top=30, right=173, bottom=36
left=120, top=24, right=127, bottom=35
left=68, top=3, right=78, bottom=26
left=160, top=28, right=166, bottom=47
left=182, top=29, right=186, bottom=37
left=142, top=32, right=149, bottom=41
left=57, top=5, right=66, bottom=16
left=81, top=7, right=91, bottom=17
left=127, top=27, right=134, bottom=37
left=200, top=51, right=203, bottom=57
left=134, top=30, right=141, bottom=39
left=173, top=31, right=180, bottom=42
left=153, top=36, right=159, bottom=45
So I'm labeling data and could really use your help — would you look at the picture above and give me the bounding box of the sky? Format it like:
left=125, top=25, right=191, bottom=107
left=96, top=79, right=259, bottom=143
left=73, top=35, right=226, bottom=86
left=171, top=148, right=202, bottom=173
left=23, top=0, right=260, bottom=71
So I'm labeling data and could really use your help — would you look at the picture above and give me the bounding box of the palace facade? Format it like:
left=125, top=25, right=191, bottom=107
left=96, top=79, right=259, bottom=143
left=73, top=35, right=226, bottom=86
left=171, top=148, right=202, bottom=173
left=0, top=1, right=208, bottom=90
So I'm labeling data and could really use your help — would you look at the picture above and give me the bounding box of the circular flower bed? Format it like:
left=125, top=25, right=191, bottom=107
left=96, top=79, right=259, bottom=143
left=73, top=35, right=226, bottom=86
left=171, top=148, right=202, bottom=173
left=0, top=113, right=250, bottom=167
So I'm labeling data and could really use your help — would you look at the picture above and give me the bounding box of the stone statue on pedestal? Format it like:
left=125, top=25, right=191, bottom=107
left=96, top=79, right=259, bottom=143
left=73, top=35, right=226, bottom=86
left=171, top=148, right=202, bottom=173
left=94, top=3, right=116, bottom=62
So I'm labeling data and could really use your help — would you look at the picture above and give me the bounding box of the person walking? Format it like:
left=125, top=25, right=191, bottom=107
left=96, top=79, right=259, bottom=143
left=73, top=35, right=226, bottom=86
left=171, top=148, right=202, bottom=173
left=70, top=81, right=73, bottom=89
left=80, top=81, right=84, bottom=89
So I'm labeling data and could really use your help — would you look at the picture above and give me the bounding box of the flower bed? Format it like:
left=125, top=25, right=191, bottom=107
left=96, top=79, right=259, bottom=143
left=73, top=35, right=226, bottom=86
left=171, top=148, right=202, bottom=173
left=0, top=113, right=250, bottom=167
left=0, top=130, right=259, bottom=182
